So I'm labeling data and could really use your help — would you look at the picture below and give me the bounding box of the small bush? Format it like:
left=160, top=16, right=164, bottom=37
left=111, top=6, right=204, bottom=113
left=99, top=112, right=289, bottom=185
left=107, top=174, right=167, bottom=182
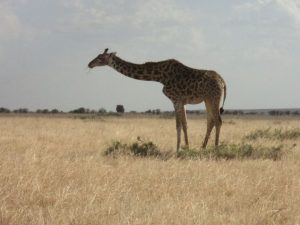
left=274, top=128, right=300, bottom=140
left=244, top=128, right=300, bottom=141
left=104, top=141, right=129, bottom=156
left=131, top=140, right=161, bottom=157
left=104, top=138, right=172, bottom=159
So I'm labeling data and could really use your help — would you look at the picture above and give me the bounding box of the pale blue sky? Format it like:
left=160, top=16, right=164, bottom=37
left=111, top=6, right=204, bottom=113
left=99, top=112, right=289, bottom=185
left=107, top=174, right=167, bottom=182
left=0, top=0, right=299, bottom=111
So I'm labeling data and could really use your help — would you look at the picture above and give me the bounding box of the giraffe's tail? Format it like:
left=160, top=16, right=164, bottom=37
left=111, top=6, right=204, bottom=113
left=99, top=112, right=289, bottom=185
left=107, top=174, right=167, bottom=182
left=220, top=82, right=226, bottom=114
left=220, top=108, right=224, bottom=114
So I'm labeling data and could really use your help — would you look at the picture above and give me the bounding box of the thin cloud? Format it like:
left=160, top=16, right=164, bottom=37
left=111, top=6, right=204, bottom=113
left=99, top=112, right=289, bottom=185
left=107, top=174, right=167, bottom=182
left=234, top=0, right=300, bottom=26
left=132, top=0, right=193, bottom=28
left=60, top=0, right=206, bottom=54
left=62, top=0, right=193, bottom=30
left=0, top=3, right=34, bottom=40
left=276, top=0, right=300, bottom=25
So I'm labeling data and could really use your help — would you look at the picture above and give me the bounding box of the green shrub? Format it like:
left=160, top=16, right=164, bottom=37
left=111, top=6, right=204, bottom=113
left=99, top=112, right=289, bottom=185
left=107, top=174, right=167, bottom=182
left=177, top=147, right=200, bottom=160
left=273, top=128, right=300, bottom=140
left=105, top=139, right=284, bottom=161
left=244, top=128, right=271, bottom=140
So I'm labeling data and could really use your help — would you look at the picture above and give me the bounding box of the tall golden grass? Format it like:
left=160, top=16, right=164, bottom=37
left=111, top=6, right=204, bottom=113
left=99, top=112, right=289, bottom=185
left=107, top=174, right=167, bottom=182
left=0, top=115, right=299, bottom=225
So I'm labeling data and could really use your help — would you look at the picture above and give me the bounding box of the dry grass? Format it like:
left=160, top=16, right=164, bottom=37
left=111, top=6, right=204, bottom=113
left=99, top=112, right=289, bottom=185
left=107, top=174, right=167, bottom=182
left=0, top=114, right=300, bottom=225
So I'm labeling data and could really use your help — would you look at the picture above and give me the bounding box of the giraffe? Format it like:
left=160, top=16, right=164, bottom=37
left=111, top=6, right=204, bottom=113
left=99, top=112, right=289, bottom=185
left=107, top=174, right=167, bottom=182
left=88, top=48, right=227, bottom=152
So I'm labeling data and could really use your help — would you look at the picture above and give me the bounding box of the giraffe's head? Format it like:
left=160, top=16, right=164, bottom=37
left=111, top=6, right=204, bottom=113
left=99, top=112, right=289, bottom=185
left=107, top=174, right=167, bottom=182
left=88, top=48, right=116, bottom=68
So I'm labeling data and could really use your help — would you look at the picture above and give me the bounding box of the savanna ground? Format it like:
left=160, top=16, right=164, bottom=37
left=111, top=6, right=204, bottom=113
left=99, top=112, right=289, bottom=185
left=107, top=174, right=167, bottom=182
left=0, top=114, right=300, bottom=225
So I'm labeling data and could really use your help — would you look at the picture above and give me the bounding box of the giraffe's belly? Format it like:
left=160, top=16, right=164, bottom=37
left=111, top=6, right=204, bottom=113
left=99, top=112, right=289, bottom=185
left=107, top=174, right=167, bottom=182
left=184, top=97, right=204, bottom=104
left=162, top=87, right=205, bottom=104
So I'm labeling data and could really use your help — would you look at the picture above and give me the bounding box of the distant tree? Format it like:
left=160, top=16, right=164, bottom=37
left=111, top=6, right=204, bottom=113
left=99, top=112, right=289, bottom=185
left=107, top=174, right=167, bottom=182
left=0, top=107, right=10, bottom=113
left=36, top=109, right=50, bottom=113
left=154, top=109, right=161, bottom=115
left=14, top=108, right=28, bottom=113
left=116, top=105, right=125, bottom=113
left=98, top=108, right=107, bottom=114
left=269, top=110, right=279, bottom=116
left=246, top=112, right=257, bottom=115
left=51, top=109, right=59, bottom=114
left=70, top=107, right=86, bottom=114
left=42, top=109, right=49, bottom=114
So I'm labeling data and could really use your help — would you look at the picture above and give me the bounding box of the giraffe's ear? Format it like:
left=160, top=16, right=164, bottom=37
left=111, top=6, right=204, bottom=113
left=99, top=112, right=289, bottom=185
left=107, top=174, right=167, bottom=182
left=104, top=48, right=109, bottom=54
left=110, top=52, right=117, bottom=56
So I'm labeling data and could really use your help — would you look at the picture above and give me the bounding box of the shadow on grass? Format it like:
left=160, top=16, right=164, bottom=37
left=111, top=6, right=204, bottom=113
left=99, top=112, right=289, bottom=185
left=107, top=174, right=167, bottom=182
left=104, top=138, right=284, bottom=161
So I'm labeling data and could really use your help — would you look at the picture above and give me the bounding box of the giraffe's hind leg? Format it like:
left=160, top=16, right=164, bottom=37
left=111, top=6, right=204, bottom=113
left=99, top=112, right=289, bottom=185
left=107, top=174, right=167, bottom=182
left=214, top=113, right=222, bottom=146
left=202, top=100, right=214, bottom=148
left=202, top=116, right=214, bottom=148
left=202, top=99, right=222, bottom=148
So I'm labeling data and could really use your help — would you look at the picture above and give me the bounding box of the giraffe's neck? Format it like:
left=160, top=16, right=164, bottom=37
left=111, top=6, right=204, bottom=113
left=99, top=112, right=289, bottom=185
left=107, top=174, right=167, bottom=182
left=108, top=55, right=168, bottom=83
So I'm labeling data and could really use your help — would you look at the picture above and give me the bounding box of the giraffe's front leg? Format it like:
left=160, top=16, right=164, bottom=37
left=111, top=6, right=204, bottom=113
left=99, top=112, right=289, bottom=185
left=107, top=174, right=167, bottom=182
left=174, top=102, right=184, bottom=153
left=181, top=105, right=189, bottom=149
left=175, top=111, right=182, bottom=152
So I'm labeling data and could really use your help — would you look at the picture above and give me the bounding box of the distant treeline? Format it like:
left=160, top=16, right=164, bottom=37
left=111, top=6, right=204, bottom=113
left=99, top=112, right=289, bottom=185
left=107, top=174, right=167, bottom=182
left=1, top=107, right=299, bottom=116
